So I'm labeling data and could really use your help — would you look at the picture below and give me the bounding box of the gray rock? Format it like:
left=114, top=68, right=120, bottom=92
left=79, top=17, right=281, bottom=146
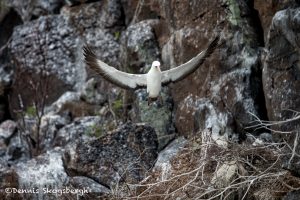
left=39, top=114, right=70, bottom=151
left=122, top=20, right=175, bottom=149
left=121, top=20, right=160, bottom=73
left=53, top=116, right=102, bottom=147
left=263, top=8, right=300, bottom=135
left=0, top=120, right=17, bottom=140
left=211, top=161, right=238, bottom=188
left=63, top=122, right=158, bottom=188
left=79, top=78, right=107, bottom=105
left=192, top=98, right=234, bottom=147
left=9, top=15, right=82, bottom=119
left=6, top=131, right=31, bottom=165
left=69, top=176, right=111, bottom=199
left=154, top=137, right=187, bottom=180
left=263, top=7, right=300, bottom=176
left=283, top=190, right=300, bottom=200
left=47, top=91, right=81, bottom=114
left=64, top=0, right=86, bottom=6
left=5, top=0, right=64, bottom=22
left=133, top=89, right=175, bottom=150
left=10, top=14, right=84, bottom=88
left=9, top=1, right=124, bottom=119
left=14, top=148, right=68, bottom=200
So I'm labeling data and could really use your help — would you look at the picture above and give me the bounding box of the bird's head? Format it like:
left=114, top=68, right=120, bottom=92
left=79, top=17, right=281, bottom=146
left=151, top=61, right=161, bottom=71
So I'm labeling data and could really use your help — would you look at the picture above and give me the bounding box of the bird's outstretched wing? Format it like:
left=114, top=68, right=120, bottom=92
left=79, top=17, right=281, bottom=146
left=83, top=46, right=147, bottom=90
left=161, top=34, right=220, bottom=85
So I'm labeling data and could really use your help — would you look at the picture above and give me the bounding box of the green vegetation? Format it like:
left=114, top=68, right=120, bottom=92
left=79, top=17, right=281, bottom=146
left=114, top=31, right=120, bottom=40
left=26, top=106, right=37, bottom=117
left=86, top=123, right=103, bottom=138
left=112, top=99, right=123, bottom=113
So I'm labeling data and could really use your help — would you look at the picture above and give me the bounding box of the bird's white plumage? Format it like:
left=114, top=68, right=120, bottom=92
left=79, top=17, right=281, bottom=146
left=146, top=63, right=162, bottom=98
left=83, top=34, right=220, bottom=99
left=96, top=59, right=147, bottom=89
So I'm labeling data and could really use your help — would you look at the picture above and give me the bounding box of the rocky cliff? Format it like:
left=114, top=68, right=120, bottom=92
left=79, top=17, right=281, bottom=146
left=0, top=0, right=300, bottom=199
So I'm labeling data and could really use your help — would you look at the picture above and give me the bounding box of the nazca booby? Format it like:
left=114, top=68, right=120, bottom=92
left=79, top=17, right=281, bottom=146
left=83, top=34, right=220, bottom=105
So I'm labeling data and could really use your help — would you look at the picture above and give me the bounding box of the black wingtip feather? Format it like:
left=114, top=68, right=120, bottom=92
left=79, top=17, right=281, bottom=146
left=83, top=45, right=97, bottom=67
left=204, top=34, right=221, bottom=57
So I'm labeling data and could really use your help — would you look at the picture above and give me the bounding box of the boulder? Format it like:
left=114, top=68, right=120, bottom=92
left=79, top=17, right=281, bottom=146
left=0, top=120, right=17, bottom=140
left=14, top=148, right=68, bottom=200
left=158, top=0, right=266, bottom=140
left=254, top=0, right=300, bottom=42
left=53, top=116, right=103, bottom=147
left=262, top=7, right=300, bottom=175
left=263, top=8, right=300, bottom=135
left=68, top=176, right=110, bottom=199
left=9, top=1, right=124, bottom=119
left=153, top=137, right=187, bottom=180
left=9, top=14, right=81, bottom=119
left=39, top=114, right=70, bottom=151
left=63, top=123, right=158, bottom=188
left=211, top=161, right=238, bottom=188
left=0, top=6, right=22, bottom=122
left=117, top=0, right=266, bottom=141
left=5, top=0, right=64, bottom=22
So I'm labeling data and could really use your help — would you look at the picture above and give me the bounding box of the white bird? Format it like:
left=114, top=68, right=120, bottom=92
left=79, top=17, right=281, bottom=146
left=83, top=34, right=220, bottom=105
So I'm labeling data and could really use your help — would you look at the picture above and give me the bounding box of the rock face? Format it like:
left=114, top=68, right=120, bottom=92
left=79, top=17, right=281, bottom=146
left=8, top=1, right=124, bottom=118
left=5, top=0, right=64, bottom=22
left=148, top=0, right=267, bottom=142
left=154, top=137, right=187, bottom=180
left=254, top=0, right=300, bottom=41
left=1, top=0, right=300, bottom=199
left=63, top=123, right=158, bottom=188
left=262, top=7, right=300, bottom=175
left=122, top=20, right=175, bottom=149
left=263, top=8, right=300, bottom=135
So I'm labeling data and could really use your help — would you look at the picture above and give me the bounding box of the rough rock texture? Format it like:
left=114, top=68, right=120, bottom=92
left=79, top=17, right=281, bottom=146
left=9, top=15, right=80, bottom=118
left=39, top=114, right=70, bottom=151
left=53, top=116, right=102, bottom=147
left=154, top=137, right=187, bottom=180
left=121, top=20, right=160, bottom=73
left=254, top=0, right=300, bottom=42
left=68, top=176, right=110, bottom=199
left=263, top=8, right=300, bottom=134
left=211, top=161, right=238, bottom=188
left=263, top=7, right=300, bottom=175
left=283, top=190, right=300, bottom=200
left=1, top=0, right=300, bottom=199
left=0, top=120, right=17, bottom=140
left=9, top=1, right=124, bottom=119
left=5, top=0, right=64, bottom=22
left=0, top=4, right=22, bottom=122
left=150, top=0, right=267, bottom=141
left=15, top=148, right=68, bottom=199
left=5, top=131, right=31, bottom=166
left=122, top=20, right=175, bottom=149
left=63, top=123, right=158, bottom=188
left=132, top=89, right=175, bottom=150
left=0, top=169, right=20, bottom=200
left=0, top=148, right=68, bottom=200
